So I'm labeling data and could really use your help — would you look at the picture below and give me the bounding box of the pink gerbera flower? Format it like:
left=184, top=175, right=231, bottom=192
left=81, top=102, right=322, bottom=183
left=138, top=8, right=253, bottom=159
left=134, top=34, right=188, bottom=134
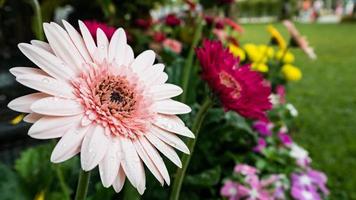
left=196, top=40, right=272, bottom=120
left=8, top=20, right=194, bottom=194
left=83, top=20, right=116, bottom=40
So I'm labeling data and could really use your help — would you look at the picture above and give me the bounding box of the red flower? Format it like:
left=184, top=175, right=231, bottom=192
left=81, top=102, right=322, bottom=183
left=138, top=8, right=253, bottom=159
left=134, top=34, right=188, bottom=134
left=196, top=40, right=272, bottom=120
left=223, top=18, right=244, bottom=33
left=135, top=18, right=152, bottom=30
left=152, top=31, right=166, bottom=42
left=164, top=14, right=181, bottom=27
left=83, top=20, right=116, bottom=40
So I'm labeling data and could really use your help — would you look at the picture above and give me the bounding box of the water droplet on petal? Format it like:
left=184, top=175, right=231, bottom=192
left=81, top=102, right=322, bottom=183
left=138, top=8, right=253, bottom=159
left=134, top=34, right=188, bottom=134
left=42, top=78, right=49, bottom=83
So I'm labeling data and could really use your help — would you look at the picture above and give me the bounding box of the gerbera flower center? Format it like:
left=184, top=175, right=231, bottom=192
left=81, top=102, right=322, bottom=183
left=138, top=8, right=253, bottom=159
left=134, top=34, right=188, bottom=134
left=73, top=64, right=154, bottom=139
left=94, top=75, right=136, bottom=115
left=219, top=71, right=241, bottom=99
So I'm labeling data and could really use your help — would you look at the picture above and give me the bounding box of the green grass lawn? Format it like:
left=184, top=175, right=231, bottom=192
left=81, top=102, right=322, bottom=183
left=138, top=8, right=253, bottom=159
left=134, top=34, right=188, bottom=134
left=242, top=23, right=356, bottom=199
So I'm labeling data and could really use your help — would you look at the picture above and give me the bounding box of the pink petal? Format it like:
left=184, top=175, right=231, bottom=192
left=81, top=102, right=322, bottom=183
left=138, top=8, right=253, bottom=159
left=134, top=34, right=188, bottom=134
left=78, top=20, right=97, bottom=59
left=123, top=45, right=134, bottom=66
left=8, top=92, right=49, bottom=113
left=96, top=28, right=109, bottom=62
left=145, top=133, right=182, bottom=168
left=151, top=126, right=190, bottom=154
left=18, top=43, right=75, bottom=81
left=23, top=113, right=42, bottom=123
left=31, top=97, right=83, bottom=116
left=133, top=139, right=164, bottom=186
left=142, top=64, right=165, bottom=86
left=152, top=72, right=168, bottom=86
left=108, top=28, right=127, bottom=64
left=131, top=50, right=155, bottom=75
left=81, top=125, right=110, bottom=171
left=99, top=138, right=121, bottom=187
left=30, top=40, right=53, bottom=53
left=120, top=137, right=146, bottom=194
left=62, top=20, right=92, bottom=62
left=9, top=67, right=47, bottom=77
left=150, top=84, right=183, bottom=100
left=113, top=166, right=126, bottom=193
left=50, top=125, right=89, bottom=163
left=28, top=115, right=82, bottom=139
left=139, top=137, right=170, bottom=185
left=153, top=114, right=195, bottom=138
left=152, top=99, right=191, bottom=115
left=43, top=23, right=84, bottom=73
left=16, top=74, right=75, bottom=98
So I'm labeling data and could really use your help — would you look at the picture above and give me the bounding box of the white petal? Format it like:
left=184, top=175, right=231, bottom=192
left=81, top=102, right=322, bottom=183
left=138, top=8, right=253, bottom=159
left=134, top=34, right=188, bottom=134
left=99, top=138, right=120, bottom=187
left=145, top=133, right=182, bottom=168
left=108, top=28, right=127, bottom=64
left=23, top=113, right=42, bottom=123
left=96, top=28, right=109, bottom=62
left=9, top=67, right=47, bottom=77
left=152, top=99, right=191, bottom=115
left=50, top=125, right=89, bottom=163
left=113, top=166, right=126, bottom=193
left=152, top=72, right=168, bottom=86
left=133, top=139, right=164, bottom=186
left=120, top=137, right=146, bottom=194
left=31, top=97, right=83, bottom=116
left=28, top=115, right=82, bottom=139
left=81, top=125, right=110, bottom=171
left=62, top=20, right=92, bottom=62
left=139, top=137, right=170, bottom=185
left=153, top=114, right=195, bottom=138
left=8, top=92, right=49, bottom=113
left=43, top=23, right=84, bottom=73
left=142, top=64, right=165, bottom=86
left=78, top=20, right=97, bottom=58
left=131, top=50, right=155, bottom=75
left=18, top=43, right=75, bottom=81
left=151, top=126, right=190, bottom=154
left=16, top=74, right=75, bottom=98
left=123, top=45, right=134, bottom=66
left=150, top=84, right=183, bottom=100
left=30, top=40, right=53, bottom=53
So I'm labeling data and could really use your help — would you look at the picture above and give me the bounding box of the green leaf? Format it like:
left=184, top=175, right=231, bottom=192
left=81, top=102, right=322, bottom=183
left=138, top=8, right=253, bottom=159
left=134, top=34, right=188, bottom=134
left=0, top=164, right=28, bottom=200
left=185, top=166, right=221, bottom=187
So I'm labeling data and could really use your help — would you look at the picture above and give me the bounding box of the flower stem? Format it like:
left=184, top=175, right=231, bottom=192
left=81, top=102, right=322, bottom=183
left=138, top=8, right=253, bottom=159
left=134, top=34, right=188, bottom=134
left=55, top=164, right=70, bottom=200
left=74, top=170, right=91, bottom=200
left=169, top=97, right=213, bottom=200
left=25, top=0, right=44, bottom=40
left=180, top=16, right=203, bottom=103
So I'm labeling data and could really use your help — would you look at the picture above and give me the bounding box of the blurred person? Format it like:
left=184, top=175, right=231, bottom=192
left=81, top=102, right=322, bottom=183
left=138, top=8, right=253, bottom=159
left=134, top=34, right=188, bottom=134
left=313, top=0, right=324, bottom=20
left=335, top=0, right=344, bottom=16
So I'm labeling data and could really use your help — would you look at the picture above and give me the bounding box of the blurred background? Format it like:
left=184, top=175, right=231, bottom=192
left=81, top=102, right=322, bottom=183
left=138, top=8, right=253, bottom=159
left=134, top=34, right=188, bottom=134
left=0, top=0, right=355, bottom=199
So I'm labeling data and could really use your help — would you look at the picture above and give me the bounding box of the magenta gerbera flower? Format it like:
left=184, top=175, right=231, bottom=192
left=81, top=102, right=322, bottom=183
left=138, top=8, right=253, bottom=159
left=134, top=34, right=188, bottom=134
left=196, top=40, right=272, bottom=120
left=8, top=20, right=194, bottom=194
left=83, top=20, right=116, bottom=40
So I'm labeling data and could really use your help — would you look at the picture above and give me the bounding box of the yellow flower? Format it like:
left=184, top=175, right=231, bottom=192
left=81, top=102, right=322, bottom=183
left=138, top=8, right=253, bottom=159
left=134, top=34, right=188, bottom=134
left=10, top=114, right=24, bottom=125
left=243, top=43, right=267, bottom=63
left=258, top=45, right=274, bottom=59
left=251, top=63, right=269, bottom=73
left=276, top=50, right=295, bottom=63
left=267, top=25, right=287, bottom=50
left=229, top=44, right=246, bottom=61
left=281, top=64, right=302, bottom=81
left=34, top=191, right=45, bottom=200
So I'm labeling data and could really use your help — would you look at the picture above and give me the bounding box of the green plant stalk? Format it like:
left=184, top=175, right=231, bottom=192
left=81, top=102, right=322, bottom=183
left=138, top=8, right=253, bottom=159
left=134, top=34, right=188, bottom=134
left=27, top=0, right=44, bottom=40
left=74, top=170, right=91, bottom=200
left=169, top=97, right=213, bottom=200
left=180, top=16, right=203, bottom=103
left=55, top=165, right=70, bottom=200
